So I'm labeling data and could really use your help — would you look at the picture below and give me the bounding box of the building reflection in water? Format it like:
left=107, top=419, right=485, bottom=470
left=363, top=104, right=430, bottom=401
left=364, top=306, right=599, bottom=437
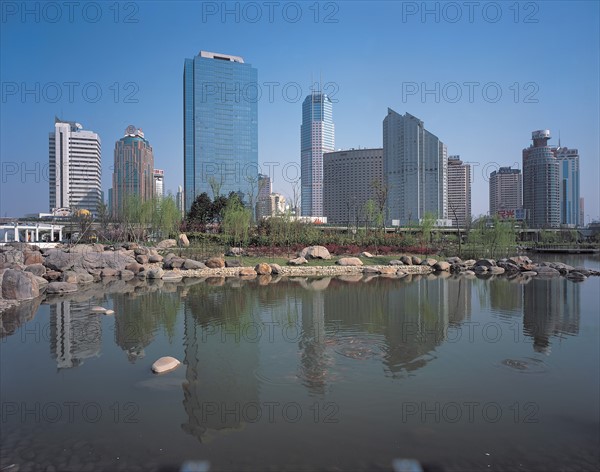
left=50, top=300, right=102, bottom=369
left=523, top=278, right=581, bottom=354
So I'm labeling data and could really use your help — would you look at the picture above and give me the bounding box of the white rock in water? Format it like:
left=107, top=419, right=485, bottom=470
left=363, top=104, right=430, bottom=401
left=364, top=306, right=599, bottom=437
left=90, top=306, right=107, bottom=313
left=152, top=356, right=181, bottom=374
left=104, top=309, right=115, bottom=315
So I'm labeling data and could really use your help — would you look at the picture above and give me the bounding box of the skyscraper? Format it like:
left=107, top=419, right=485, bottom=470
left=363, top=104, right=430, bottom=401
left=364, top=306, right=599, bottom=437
left=523, top=130, right=560, bottom=228
left=111, top=125, right=154, bottom=217
left=323, top=148, right=383, bottom=225
left=176, top=185, right=184, bottom=218
left=49, top=118, right=101, bottom=214
left=489, top=167, right=523, bottom=217
left=153, top=169, right=164, bottom=199
left=383, top=110, right=447, bottom=226
left=301, top=91, right=334, bottom=217
left=554, top=146, right=580, bottom=227
left=183, top=51, right=258, bottom=212
left=256, top=173, right=272, bottom=220
left=447, top=155, right=471, bottom=228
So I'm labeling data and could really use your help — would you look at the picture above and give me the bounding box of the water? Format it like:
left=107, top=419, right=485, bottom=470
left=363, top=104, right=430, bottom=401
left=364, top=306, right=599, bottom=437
left=1, top=255, right=599, bottom=471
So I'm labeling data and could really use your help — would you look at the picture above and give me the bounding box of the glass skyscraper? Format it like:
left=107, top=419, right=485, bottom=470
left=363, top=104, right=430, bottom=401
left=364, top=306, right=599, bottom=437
left=183, top=51, right=258, bottom=212
left=301, top=92, right=334, bottom=217
left=555, top=146, right=580, bottom=227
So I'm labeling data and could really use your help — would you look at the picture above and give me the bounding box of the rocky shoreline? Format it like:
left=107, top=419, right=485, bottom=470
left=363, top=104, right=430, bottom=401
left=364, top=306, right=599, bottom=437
left=1, top=241, right=598, bottom=314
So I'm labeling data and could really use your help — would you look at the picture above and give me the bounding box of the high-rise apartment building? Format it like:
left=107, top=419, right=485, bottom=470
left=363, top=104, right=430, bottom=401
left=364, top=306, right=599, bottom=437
left=176, top=185, right=184, bottom=218
left=323, top=148, right=383, bottom=225
left=256, top=174, right=272, bottom=220
left=447, top=155, right=471, bottom=228
left=49, top=118, right=102, bottom=214
left=489, top=167, right=523, bottom=217
left=153, top=169, right=164, bottom=199
left=383, top=110, right=447, bottom=225
left=523, top=130, right=560, bottom=228
left=111, top=125, right=154, bottom=217
left=183, top=51, right=258, bottom=212
left=554, top=146, right=580, bottom=227
left=580, top=198, right=585, bottom=227
left=301, top=91, right=334, bottom=217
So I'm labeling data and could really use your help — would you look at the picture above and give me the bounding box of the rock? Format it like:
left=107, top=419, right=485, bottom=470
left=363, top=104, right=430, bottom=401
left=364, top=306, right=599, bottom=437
left=288, top=257, right=307, bottom=266
left=572, top=267, right=591, bottom=277
left=360, top=252, right=374, bottom=258
left=446, top=256, right=462, bottom=264
left=90, top=306, right=107, bottom=313
left=269, top=263, right=282, bottom=274
left=508, top=255, right=532, bottom=266
left=463, top=270, right=476, bottom=276
left=299, top=246, right=331, bottom=260
left=24, top=263, right=46, bottom=277
left=225, top=259, right=242, bottom=268
left=135, top=255, right=149, bottom=265
left=1, top=269, right=39, bottom=300
left=46, top=282, right=78, bottom=294
left=463, top=259, right=476, bottom=267
left=61, top=271, right=79, bottom=284
left=125, top=262, right=144, bottom=274
left=205, top=257, right=225, bottom=269
left=521, top=271, right=537, bottom=277
left=379, top=266, right=398, bottom=275
left=535, top=266, right=560, bottom=277
left=156, top=239, right=177, bottom=249
left=411, top=256, right=422, bottom=265
left=163, top=252, right=177, bottom=261
left=489, top=266, right=505, bottom=274
left=146, top=268, right=164, bottom=279
left=34, top=275, right=48, bottom=287
left=473, top=265, right=488, bottom=274
left=178, top=234, right=190, bottom=247
left=148, top=255, right=163, bottom=263
left=151, top=356, right=181, bottom=374
left=43, top=249, right=76, bottom=271
left=389, top=260, right=404, bottom=266
left=122, top=242, right=138, bottom=250
left=105, top=310, right=115, bottom=315
left=226, top=247, right=246, bottom=256
left=119, top=269, right=135, bottom=279
left=423, top=258, right=437, bottom=267
left=134, top=247, right=150, bottom=256
left=165, top=257, right=186, bottom=269
left=434, top=261, right=451, bottom=271
left=162, top=271, right=183, bottom=282
left=258, top=275, right=272, bottom=285
left=255, top=263, right=272, bottom=275
left=363, top=267, right=379, bottom=274
left=550, top=262, right=575, bottom=274
left=183, top=259, right=206, bottom=270
left=498, top=261, right=520, bottom=273
left=449, top=263, right=463, bottom=273
left=44, top=270, right=61, bottom=281
left=400, top=255, right=412, bottom=265
left=566, top=271, right=587, bottom=281
left=239, top=267, right=257, bottom=277
left=474, top=259, right=496, bottom=268
left=23, top=251, right=43, bottom=265
left=337, top=257, right=363, bottom=266
left=101, top=268, right=119, bottom=278
left=76, top=272, right=94, bottom=284
left=0, top=247, right=24, bottom=265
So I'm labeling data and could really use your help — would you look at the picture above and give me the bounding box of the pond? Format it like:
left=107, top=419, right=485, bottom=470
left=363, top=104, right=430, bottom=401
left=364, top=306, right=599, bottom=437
left=1, top=255, right=599, bottom=471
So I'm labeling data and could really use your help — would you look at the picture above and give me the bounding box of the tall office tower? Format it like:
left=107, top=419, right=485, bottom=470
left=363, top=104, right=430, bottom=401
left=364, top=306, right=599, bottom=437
left=256, top=173, right=272, bottom=220
left=447, top=155, right=471, bottom=228
left=111, top=125, right=154, bottom=217
left=579, top=198, right=585, bottom=227
left=523, top=130, right=560, bottom=228
left=183, top=51, right=258, bottom=212
left=323, top=148, right=383, bottom=225
left=383, top=110, right=447, bottom=226
left=49, top=117, right=102, bottom=214
left=553, top=146, right=580, bottom=227
left=176, top=185, right=185, bottom=218
left=301, top=91, right=335, bottom=217
left=153, top=169, right=164, bottom=199
left=489, top=167, right=523, bottom=216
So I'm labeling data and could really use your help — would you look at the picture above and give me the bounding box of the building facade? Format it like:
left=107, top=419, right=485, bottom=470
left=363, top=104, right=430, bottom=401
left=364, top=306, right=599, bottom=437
left=183, top=51, right=258, bottom=212
left=176, top=185, right=185, bottom=218
left=301, top=92, right=335, bottom=217
left=554, top=146, right=580, bottom=227
left=522, top=130, right=560, bottom=228
left=111, top=125, right=154, bottom=217
left=256, top=173, right=272, bottom=220
left=49, top=118, right=102, bottom=214
left=489, top=167, right=523, bottom=217
left=383, top=110, right=447, bottom=226
left=153, top=169, right=164, bottom=199
left=323, top=148, right=383, bottom=225
left=447, top=155, right=471, bottom=228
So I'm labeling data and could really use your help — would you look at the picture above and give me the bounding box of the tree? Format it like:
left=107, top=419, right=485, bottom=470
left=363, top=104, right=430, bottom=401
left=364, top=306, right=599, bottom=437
left=208, top=175, right=223, bottom=199
left=221, top=194, right=251, bottom=248
left=372, top=179, right=389, bottom=233
left=419, top=212, right=437, bottom=248
left=187, top=192, right=213, bottom=230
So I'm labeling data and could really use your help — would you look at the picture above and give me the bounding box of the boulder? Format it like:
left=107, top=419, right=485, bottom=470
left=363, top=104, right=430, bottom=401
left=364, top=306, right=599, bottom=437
left=178, top=234, right=190, bottom=247
left=151, top=356, right=181, bottom=374
left=34, top=275, right=48, bottom=288
left=362, top=267, right=379, bottom=274
left=226, top=247, right=246, bottom=256
left=225, top=259, right=242, bottom=268
left=239, top=267, right=257, bottom=277
left=337, top=257, right=363, bottom=266
left=134, top=247, right=150, bottom=256
left=269, top=263, right=282, bottom=274
left=76, top=272, right=94, bottom=284
left=162, top=271, right=183, bottom=282
left=119, top=269, right=135, bottom=279
left=572, top=267, right=591, bottom=277
left=148, top=255, right=163, bottom=263
left=446, top=256, right=462, bottom=264
left=535, top=266, right=560, bottom=277
left=0, top=247, right=24, bottom=266
left=23, top=251, right=43, bottom=265
left=25, top=263, right=46, bottom=277
left=146, top=268, right=164, bottom=279
left=44, top=270, right=61, bottom=281
left=165, top=258, right=186, bottom=269
left=288, top=257, right=308, bottom=266
left=473, top=265, right=488, bottom=274
left=521, top=271, right=537, bottom=277
left=61, top=271, right=79, bottom=284
left=163, top=252, right=177, bottom=262
left=423, top=258, right=437, bottom=267
left=497, top=261, right=520, bottom=273
left=43, top=249, right=76, bottom=271
left=101, top=268, right=119, bottom=278
left=105, top=310, right=115, bottom=315
left=122, top=242, right=138, bottom=250
left=379, top=266, right=398, bottom=275
left=411, top=256, right=422, bottom=265
left=400, top=255, right=412, bottom=265
left=255, top=263, right=272, bottom=275
left=46, top=282, right=78, bottom=294
left=463, top=259, right=476, bottom=268
left=389, top=260, right=404, bottom=266
left=299, top=246, right=331, bottom=260
left=156, top=239, right=177, bottom=249
left=360, top=252, right=374, bottom=258
left=508, top=255, right=532, bottom=266
left=474, top=259, right=496, bottom=268
left=489, top=266, right=505, bottom=274
left=135, top=255, right=149, bottom=265
left=125, top=262, right=144, bottom=274
left=434, top=261, right=451, bottom=272
left=1, top=269, right=39, bottom=300
left=205, top=257, right=225, bottom=269
left=183, top=259, right=206, bottom=270
left=566, top=271, right=587, bottom=281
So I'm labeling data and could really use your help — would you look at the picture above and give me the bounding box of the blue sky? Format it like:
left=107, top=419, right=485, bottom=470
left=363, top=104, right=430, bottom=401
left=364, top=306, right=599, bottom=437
left=1, top=0, right=599, bottom=221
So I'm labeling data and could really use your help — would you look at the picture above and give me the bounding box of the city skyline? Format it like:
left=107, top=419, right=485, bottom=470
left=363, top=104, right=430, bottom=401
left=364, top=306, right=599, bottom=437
left=1, top=2, right=598, bottom=222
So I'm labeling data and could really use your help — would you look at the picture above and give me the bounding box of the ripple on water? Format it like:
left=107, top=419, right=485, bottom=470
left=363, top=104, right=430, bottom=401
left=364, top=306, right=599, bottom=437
left=499, top=357, right=548, bottom=374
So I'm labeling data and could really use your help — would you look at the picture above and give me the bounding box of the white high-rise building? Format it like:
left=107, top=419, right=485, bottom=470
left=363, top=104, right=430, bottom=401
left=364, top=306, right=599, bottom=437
left=554, top=147, right=580, bottom=227
left=447, top=155, right=471, bottom=228
left=383, top=110, right=447, bottom=226
left=154, top=169, right=164, bottom=199
left=49, top=118, right=102, bottom=214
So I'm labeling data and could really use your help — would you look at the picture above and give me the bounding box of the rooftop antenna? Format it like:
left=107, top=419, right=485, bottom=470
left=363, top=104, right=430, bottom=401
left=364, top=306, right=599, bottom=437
left=558, top=130, right=561, bottom=148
